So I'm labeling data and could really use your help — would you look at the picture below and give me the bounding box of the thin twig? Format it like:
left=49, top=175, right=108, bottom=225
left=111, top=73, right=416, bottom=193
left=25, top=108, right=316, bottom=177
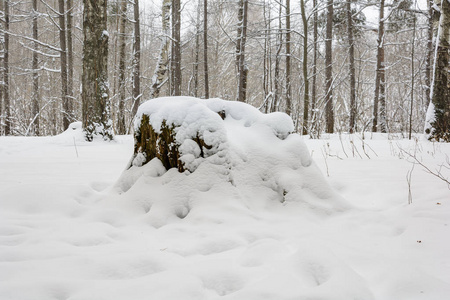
left=400, top=148, right=450, bottom=189
left=73, top=137, right=79, bottom=158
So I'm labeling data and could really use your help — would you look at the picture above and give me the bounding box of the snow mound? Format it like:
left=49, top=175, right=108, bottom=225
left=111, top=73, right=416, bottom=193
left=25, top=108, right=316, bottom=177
left=117, top=97, right=349, bottom=227
left=55, top=121, right=116, bottom=143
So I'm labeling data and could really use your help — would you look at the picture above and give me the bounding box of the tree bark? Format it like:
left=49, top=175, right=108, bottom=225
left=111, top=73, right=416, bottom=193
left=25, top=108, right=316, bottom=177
left=31, top=0, right=40, bottom=136
left=272, top=2, right=282, bottom=112
left=347, top=0, right=356, bottom=133
left=67, top=0, right=74, bottom=118
left=285, top=0, right=291, bottom=115
left=193, top=0, right=200, bottom=98
left=372, top=0, right=386, bottom=133
left=203, top=0, right=209, bottom=98
left=325, top=0, right=334, bottom=133
left=409, top=15, right=416, bottom=140
left=425, top=0, right=450, bottom=141
left=262, top=0, right=272, bottom=113
left=0, top=0, right=3, bottom=135
left=82, top=0, right=113, bottom=141
left=236, top=0, right=248, bottom=102
left=150, top=0, right=170, bottom=99
left=131, top=0, right=141, bottom=118
left=171, top=0, right=181, bottom=96
left=425, top=0, right=434, bottom=107
left=3, top=0, right=10, bottom=135
left=311, top=0, right=318, bottom=136
left=117, top=0, right=127, bottom=135
left=58, top=0, right=70, bottom=130
left=300, top=0, right=309, bottom=135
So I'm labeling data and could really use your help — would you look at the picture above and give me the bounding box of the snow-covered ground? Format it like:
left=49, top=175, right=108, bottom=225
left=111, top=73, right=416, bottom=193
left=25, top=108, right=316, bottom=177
left=1, top=109, right=450, bottom=299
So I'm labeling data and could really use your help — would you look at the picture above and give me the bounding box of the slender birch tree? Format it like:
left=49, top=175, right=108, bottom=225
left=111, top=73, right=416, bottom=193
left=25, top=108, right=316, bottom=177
left=0, top=0, right=3, bottom=135
left=131, top=0, right=141, bottom=118
left=58, top=0, right=70, bottom=130
left=347, top=0, right=356, bottom=133
left=171, top=0, right=181, bottom=96
left=272, top=1, right=283, bottom=112
left=285, top=0, right=292, bottom=115
left=372, top=0, right=386, bottom=133
left=310, top=0, right=318, bottom=136
left=151, top=0, right=170, bottom=99
left=236, top=0, right=248, bottom=102
left=325, top=0, right=334, bottom=133
left=425, top=0, right=450, bottom=141
left=3, top=0, right=10, bottom=135
left=193, top=0, right=200, bottom=98
left=203, top=0, right=209, bottom=98
left=67, top=0, right=74, bottom=117
left=117, top=0, right=127, bottom=134
left=300, top=0, right=309, bottom=134
left=425, top=0, right=434, bottom=107
left=31, top=0, right=40, bottom=135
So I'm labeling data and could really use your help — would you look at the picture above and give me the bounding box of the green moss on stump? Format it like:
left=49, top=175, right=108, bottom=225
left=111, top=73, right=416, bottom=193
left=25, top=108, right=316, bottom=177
left=132, top=114, right=213, bottom=172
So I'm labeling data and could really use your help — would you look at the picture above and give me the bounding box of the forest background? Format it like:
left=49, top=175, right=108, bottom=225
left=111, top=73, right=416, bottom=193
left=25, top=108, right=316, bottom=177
left=0, top=0, right=438, bottom=138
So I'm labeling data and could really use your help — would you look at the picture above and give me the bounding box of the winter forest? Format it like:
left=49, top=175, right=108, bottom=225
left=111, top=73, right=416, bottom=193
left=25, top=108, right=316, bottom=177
left=0, top=0, right=448, bottom=139
left=1, top=1, right=450, bottom=300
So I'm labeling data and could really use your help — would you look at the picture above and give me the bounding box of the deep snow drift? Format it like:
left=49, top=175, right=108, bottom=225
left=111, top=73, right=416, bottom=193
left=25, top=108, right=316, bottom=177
left=1, top=98, right=450, bottom=300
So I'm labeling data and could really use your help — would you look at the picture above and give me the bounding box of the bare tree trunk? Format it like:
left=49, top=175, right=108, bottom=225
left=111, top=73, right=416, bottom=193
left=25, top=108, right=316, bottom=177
left=31, top=0, right=40, bottom=136
left=311, top=0, right=318, bottom=136
left=193, top=0, right=200, bottom=98
left=171, top=0, right=181, bottom=96
left=131, top=0, right=141, bottom=118
left=111, top=2, right=120, bottom=112
left=263, top=0, right=272, bottom=113
left=236, top=0, right=248, bottom=102
left=347, top=0, right=356, bottom=133
left=409, top=15, right=416, bottom=140
left=425, top=0, right=434, bottom=107
left=67, top=0, right=74, bottom=118
left=82, top=0, right=113, bottom=141
left=0, top=0, right=3, bottom=135
left=150, top=0, right=170, bottom=99
left=272, top=2, right=282, bottom=112
left=425, top=0, right=450, bottom=141
left=117, top=0, right=127, bottom=135
left=325, top=0, right=334, bottom=133
left=58, top=0, right=69, bottom=130
left=3, top=0, right=10, bottom=135
left=203, top=0, right=209, bottom=98
left=372, top=0, right=386, bottom=133
left=285, top=0, right=291, bottom=115
left=300, top=0, right=309, bottom=135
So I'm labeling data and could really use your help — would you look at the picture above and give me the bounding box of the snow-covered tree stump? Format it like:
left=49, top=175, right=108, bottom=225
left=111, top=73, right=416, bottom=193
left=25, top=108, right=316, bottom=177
left=130, top=97, right=228, bottom=172
left=118, top=96, right=349, bottom=218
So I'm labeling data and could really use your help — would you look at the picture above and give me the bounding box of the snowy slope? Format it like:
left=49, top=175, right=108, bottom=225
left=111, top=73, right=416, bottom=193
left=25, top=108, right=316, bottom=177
left=1, top=113, right=450, bottom=299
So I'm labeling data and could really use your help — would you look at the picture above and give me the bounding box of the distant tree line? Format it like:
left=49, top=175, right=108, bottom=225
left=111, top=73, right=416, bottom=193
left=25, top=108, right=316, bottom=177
left=0, top=0, right=448, bottom=141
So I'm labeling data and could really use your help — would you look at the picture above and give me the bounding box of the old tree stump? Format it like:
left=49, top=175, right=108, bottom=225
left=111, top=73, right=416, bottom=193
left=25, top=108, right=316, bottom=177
left=129, top=97, right=228, bottom=173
